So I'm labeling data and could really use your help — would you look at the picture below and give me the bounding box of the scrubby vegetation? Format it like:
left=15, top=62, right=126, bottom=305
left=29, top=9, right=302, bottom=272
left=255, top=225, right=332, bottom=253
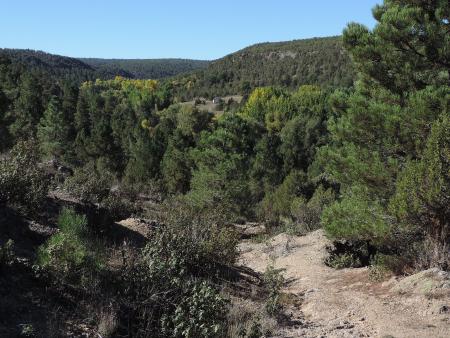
left=0, top=0, right=449, bottom=336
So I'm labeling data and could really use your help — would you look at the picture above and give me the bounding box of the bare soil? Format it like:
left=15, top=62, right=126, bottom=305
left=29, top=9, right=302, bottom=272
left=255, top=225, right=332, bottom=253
left=238, top=230, right=450, bottom=338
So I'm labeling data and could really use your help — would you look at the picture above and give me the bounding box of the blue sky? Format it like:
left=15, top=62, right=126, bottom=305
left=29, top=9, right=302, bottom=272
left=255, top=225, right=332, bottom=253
left=1, top=0, right=381, bottom=60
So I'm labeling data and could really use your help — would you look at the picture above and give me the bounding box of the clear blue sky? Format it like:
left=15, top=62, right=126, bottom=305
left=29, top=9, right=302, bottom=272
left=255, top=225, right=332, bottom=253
left=1, top=0, right=382, bottom=60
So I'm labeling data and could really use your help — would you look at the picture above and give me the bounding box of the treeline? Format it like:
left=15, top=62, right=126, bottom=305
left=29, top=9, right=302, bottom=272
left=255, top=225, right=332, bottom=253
left=169, top=36, right=355, bottom=100
left=80, top=58, right=209, bottom=79
left=0, top=49, right=210, bottom=84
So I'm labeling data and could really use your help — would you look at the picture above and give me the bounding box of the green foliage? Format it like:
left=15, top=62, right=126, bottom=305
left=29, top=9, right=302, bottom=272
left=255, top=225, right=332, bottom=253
left=150, top=203, right=239, bottom=270
left=290, top=185, right=336, bottom=232
left=121, top=203, right=236, bottom=337
left=317, top=0, right=449, bottom=269
left=63, top=162, right=114, bottom=204
left=80, top=57, right=209, bottom=79
left=326, top=253, right=362, bottom=270
left=8, top=71, right=44, bottom=140
left=37, top=95, right=72, bottom=159
left=389, top=113, right=450, bottom=245
left=162, top=281, right=228, bottom=338
left=187, top=113, right=260, bottom=216
left=37, top=208, right=103, bottom=280
left=259, top=170, right=307, bottom=224
left=170, top=36, right=354, bottom=100
left=322, top=190, right=391, bottom=242
left=263, top=264, right=285, bottom=316
left=0, top=140, right=49, bottom=210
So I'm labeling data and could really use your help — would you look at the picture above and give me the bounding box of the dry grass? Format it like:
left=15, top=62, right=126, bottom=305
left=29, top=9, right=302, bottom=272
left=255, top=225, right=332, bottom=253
left=97, top=307, right=118, bottom=338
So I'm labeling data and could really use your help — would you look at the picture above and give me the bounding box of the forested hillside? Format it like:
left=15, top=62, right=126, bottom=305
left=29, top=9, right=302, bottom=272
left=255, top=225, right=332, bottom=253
left=170, top=36, right=355, bottom=100
left=80, top=58, right=209, bottom=79
left=0, top=1, right=449, bottom=336
left=0, top=48, right=107, bottom=83
left=0, top=49, right=209, bottom=83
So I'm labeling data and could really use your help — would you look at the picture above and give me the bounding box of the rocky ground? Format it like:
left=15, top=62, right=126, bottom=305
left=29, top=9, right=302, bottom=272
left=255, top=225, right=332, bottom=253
left=238, top=230, right=450, bottom=338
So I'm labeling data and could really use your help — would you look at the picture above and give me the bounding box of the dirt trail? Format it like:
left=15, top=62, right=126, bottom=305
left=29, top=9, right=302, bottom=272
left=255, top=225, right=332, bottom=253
left=238, top=230, right=450, bottom=338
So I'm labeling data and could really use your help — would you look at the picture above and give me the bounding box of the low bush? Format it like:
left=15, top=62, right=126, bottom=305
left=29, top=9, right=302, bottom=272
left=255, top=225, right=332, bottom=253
left=0, top=140, right=49, bottom=211
left=263, top=264, right=285, bottom=316
left=290, top=185, right=336, bottom=232
left=162, top=281, right=228, bottom=338
left=119, top=230, right=230, bottom=337
left=326, top=252, right=362, bottom=269
left=63, top=162, right=114, bottom=204
left=37, top=208, right=103, bottom=283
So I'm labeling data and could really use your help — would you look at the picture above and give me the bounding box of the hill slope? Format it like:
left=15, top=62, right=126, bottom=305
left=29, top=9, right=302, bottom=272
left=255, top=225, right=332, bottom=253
left=0, top=49, right=209, bottom=83
left=80, top=58, right=209, bottom=79
left=0, top=48, right=130, bottom=82
left=171, top=36, right=355, bottom=99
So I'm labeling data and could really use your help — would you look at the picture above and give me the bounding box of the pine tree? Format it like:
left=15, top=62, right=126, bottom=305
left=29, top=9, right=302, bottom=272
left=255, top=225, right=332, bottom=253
left=319, top=0, right=450, bottom=249
left=9, top=72, right=44, bottom=140
left=0, top=89, right=10, bottom=151
left=37, top=96, right=71, bottom=159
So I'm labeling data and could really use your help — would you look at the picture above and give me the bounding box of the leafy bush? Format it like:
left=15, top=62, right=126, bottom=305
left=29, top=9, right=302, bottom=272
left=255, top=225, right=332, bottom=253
left=162, top=281, right=228, bottom=338
left=390, top=113, right=449, bottom=250
left=263, top=264, right=285, bottom=316
left=0, top=140, right=49, bottom=210
left=368, top=254, right=409, bottom=281
left=120, top=221, right=233, bottom=337
left=101, top=193, right=136, bottom=221
left=290, top=185, right=335, bottom=232
left=259, top=170, right=307, bottom=225
left=322, top=189, right=391, bottom=243
left=326, top=253, right=362, bottom=269
left=63, top=162, right=114, bottom=204
left=37, top=208, right=103, bottom=282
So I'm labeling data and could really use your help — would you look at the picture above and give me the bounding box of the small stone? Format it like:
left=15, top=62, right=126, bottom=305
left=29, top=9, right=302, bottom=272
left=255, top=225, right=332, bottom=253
left=439, top=305, right=449, bottom=314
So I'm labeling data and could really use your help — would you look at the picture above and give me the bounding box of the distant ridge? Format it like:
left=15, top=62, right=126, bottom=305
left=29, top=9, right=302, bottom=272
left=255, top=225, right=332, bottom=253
left=170, top=36, right=355, bottom=99
left=79, top=58, right=209, bottom=79
left=0, top=48, right=209, bottom=82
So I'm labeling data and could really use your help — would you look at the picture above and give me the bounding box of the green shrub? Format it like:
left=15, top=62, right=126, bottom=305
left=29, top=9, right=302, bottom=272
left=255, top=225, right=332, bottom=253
left=326, top=253, right=362, bottom=269
left=162, top=281, right=228, bottom=338
left=322, top=189, right=391, bottom=243
left=390, top=113, right=449, bottom=249
left=120, top=220, right=233, bottom=337
left=63, top=162, right=114, bottom=204
left=0, top=140, right=49, bottom=210
left=38, top=208, right=103, bottom=281
left=101, top=193, right=136, bottom=221
left=368, top=254, right=396, bottom=281
left=156, top=197, right=239, bottom=266
left=290, top=185, right=335, bottom=232
left=259, top=170, right=307, bottom=225
left=263, top=264, right=285, bottom=316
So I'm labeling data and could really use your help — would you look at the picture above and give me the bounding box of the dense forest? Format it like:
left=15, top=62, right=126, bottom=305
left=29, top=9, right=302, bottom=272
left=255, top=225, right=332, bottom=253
left=169, top=36, right=355, bottom=100
left=80, top=58, right=209, bottom=79
left=0, top=0, right=449, bottom=337
left=0, top=49, right=209, bottom=83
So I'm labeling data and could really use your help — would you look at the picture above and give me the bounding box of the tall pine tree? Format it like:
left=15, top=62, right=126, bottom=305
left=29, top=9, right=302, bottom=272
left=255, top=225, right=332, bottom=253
left=37, top=96, right=71, bottom=160
left=319, top=0, right=449, bottom=259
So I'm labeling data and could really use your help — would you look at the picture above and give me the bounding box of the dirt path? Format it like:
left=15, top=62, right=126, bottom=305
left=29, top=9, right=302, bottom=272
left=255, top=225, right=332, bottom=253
left=238, top=230, right=450, bottom=338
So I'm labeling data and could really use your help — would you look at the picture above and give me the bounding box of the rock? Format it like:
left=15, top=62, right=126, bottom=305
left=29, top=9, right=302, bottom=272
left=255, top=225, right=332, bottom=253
left=234, top=223, right=266, bottom=237
left=391, top=268, right=450, bottom=296
left=439, top=305, right=449, bottom=314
